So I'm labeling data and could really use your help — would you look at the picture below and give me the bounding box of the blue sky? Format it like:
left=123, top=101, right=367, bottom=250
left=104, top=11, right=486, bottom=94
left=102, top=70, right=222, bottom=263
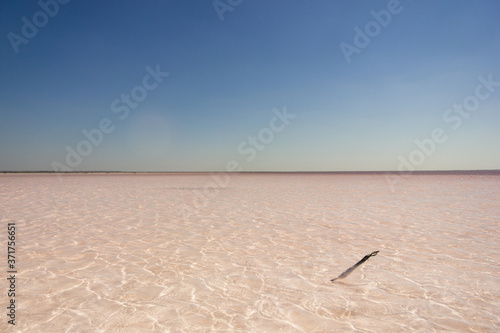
left=1, top=0, right=499, bottom=172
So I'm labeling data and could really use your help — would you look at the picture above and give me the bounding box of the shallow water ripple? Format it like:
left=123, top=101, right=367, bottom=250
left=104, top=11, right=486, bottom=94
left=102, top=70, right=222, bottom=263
left=0, top=173, right=499, bottom=332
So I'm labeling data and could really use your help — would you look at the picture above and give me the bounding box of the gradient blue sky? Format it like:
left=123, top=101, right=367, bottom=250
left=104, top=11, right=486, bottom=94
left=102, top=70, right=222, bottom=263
left=1, top=0, right=499, bottom=172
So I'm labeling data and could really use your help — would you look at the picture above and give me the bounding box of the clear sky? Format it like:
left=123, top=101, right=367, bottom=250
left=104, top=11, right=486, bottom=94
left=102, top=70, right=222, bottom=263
left=1, top=0, right=499, bottom=172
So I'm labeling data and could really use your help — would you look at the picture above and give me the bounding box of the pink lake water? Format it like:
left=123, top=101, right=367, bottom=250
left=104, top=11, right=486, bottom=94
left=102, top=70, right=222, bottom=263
left=1, top=173, right=499, bottom=332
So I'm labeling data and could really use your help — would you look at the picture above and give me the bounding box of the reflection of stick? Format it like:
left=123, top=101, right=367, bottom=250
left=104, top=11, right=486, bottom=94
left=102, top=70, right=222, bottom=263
left=331, top=251, right=379, bottom=282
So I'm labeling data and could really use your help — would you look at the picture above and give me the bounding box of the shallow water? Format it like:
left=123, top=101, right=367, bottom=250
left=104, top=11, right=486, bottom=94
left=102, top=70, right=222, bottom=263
left=1, top=173, right=499, bottom=332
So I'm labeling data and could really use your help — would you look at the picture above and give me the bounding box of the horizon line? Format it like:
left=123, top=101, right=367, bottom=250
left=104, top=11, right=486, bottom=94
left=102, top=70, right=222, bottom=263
left=1, top=169, right=500, bottom=175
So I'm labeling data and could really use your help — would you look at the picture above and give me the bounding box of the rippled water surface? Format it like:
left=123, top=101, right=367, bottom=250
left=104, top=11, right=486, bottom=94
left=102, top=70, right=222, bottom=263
left=1, top=173, right=499, bottom=332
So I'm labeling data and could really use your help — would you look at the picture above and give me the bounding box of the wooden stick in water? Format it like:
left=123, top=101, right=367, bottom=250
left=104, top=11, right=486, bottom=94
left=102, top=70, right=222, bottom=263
left=331, top=251, right=379, bottom=282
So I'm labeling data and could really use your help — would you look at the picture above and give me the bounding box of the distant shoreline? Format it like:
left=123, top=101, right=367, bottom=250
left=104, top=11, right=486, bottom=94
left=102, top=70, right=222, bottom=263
left=1, top=170, right=499, bottom=175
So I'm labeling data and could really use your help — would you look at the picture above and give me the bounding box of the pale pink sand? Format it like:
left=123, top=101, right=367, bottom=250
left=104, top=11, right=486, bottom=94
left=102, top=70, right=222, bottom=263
left=1, top=173, right=499, bottom=332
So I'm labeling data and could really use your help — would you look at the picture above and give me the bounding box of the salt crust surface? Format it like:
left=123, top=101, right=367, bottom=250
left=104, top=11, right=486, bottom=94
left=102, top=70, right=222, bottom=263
left=0, top=173, right=499, bottom=332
